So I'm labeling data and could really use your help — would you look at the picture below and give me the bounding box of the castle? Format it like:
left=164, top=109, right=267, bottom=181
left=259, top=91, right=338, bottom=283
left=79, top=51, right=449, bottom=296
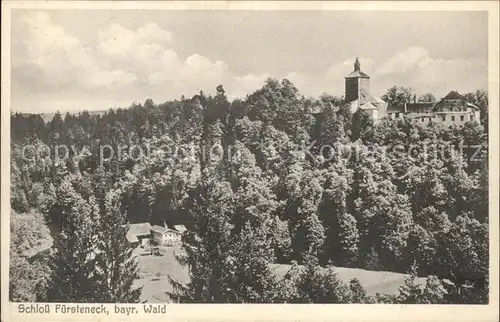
left=343, top=58, right=481, bottom=127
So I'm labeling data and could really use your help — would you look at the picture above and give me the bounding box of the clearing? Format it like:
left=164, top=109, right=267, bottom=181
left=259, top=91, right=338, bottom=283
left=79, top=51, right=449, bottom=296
left=133, top=245, right=425, bottom=302
left=133, top=244, right=189, bottom=303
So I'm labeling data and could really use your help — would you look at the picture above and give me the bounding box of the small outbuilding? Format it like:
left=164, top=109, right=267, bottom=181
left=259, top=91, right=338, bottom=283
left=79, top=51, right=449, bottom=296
left=173, top=225, right=187, bottom=234
left=126, top=223, right=152, bottom=247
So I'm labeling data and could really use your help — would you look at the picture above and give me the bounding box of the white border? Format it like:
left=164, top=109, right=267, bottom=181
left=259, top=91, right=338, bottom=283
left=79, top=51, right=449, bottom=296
left=1, top=2, right=499, bottom=322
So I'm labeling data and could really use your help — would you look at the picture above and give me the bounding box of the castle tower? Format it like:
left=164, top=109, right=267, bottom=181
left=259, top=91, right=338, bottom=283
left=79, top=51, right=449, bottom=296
left=345, top=57, right=370, bottom=104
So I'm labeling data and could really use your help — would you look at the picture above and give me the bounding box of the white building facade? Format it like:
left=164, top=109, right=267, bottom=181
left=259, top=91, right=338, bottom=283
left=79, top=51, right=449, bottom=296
left=343, top=58, right=481, bottom=127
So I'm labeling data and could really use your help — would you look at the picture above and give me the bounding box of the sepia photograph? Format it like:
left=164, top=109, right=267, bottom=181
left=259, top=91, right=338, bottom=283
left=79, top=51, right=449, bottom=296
left=1, top=1, right=499, bottom=321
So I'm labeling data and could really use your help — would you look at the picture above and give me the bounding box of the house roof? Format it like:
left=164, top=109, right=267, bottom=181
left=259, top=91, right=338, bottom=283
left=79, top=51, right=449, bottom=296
left=174, top=225, right=187, bottom=233
left=386, top=104, right=404, bottom=112
left=345, top=70, right=370, bottom=78
left=432, top=92, right=480, bottom=112
left=151, top=292, right=172, bottom=303
left=151, top=225, right=168, bottom=233
left=386, top=101, right=435, bottom=113
left=465, top=102, right=480, bottom=109
left=151, top=225, right=182, bottom=235
left=23, top=238, right=53, bottom=259
left=371, top=96, right=386, bottom=104
left=126, top=223, right=151, bottom=243
left=443, top=90, right=463, bottom=100
left=359, top=102, right=377, bottom=110
left=128, top=223, right=151, bottom=235
left=405, top=102, right=435, bottom=113
left=348, top=96, right=386, bottom=108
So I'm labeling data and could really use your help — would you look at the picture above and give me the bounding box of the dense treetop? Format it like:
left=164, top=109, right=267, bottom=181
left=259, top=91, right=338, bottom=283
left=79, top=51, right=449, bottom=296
left=10, top=79, right=489, bottom=303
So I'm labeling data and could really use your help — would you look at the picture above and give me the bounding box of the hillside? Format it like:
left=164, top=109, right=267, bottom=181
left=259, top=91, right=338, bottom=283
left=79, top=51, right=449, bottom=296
left=270, top=264, right=427, bottom=296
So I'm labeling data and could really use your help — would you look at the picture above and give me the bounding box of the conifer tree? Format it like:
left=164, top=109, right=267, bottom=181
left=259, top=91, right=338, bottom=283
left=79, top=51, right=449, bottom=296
left=280, top=253, right=352, bottom=303
left=170, top=177, right=235, bottom=302
left=94, top=189, right=142, bottom=302
left=46, top=175, right=101, bottom=302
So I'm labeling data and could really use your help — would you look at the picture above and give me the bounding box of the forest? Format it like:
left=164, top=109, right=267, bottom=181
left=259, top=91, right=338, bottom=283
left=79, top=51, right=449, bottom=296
left=10, top=79, right=489, bottom=304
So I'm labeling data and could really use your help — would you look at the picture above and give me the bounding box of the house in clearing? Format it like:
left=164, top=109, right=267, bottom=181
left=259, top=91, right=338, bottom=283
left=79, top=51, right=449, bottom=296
left=151, top=225, right=182, bottom=246
left=126, top=223, right=152, bottom=247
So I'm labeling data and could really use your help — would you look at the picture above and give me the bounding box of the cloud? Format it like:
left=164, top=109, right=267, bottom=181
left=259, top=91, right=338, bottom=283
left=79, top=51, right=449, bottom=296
left=376, top=46, right=430, bottom=75
left=180, top=54, right=228, bottom=87
left=17, top=12, right=231, bottom=99
left=372, top=46, right=487, bottom=97
left=147, top=53, right=229, bottom=97
left=327, top=57, right=376, bottom=79
left=12, top=12, right=487, bottom=113
left=95, top=22, right=231, bottom=94
left=87, top=69, right=138, bottom=89
left=98, top=22, right=172, bottom=58
left=19, top=12, right=138, bottom=91
left=22, top=12, right=80, bottom=58
left=227, top=73, right=271, bottom=99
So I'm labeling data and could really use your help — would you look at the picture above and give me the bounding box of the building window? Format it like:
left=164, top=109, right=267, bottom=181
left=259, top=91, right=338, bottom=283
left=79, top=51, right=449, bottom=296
left=460, top=115, right=465, bottom=121
left=471, top=115, right=475, bottom=121
left=395, top=113, right=400, bottom=118
left=441, top=115, right=446, bottom=121
left=451, top=116, right=455, bottom=121
left=421, top=118, right=425, bottom=122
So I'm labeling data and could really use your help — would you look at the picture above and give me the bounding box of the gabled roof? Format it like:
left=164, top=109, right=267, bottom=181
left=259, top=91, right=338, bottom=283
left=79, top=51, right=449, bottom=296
left=443, top=90, right=463, bottom=100
left=386, top=104, right=404, bottom=112
left=152, top=292, right=172, bottom=303
left=371, top=96, right=386, bottom=104
left=345, top=70, right=370, bottom=78
left=432, top=90, right=480, bottom=111
left=174, top=225, right=187, bottom=233
left=348, top=96, right=387, bottom=113
left=405, top=102, right=435, bottom=113
left=126, top=223, right=151, bottom=243
left=151, top=225, right=182, bottom=235
left=359, top=102, right=377, bottom=110
left=151, top=225, right=168, bottom=233
left=465, top=102, right=480, bottom=109
left=348, top=95, right=386, bottom=106
left=128, top=223, right=151, bottom=235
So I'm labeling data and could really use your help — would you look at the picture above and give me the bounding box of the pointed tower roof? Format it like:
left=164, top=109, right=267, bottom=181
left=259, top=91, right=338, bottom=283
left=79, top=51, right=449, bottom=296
left=345, top=57, right=370, bottom=78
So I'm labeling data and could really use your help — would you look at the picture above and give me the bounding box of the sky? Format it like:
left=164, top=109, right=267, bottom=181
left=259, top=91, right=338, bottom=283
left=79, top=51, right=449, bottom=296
left=10, top=10, right=488, bottom=113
